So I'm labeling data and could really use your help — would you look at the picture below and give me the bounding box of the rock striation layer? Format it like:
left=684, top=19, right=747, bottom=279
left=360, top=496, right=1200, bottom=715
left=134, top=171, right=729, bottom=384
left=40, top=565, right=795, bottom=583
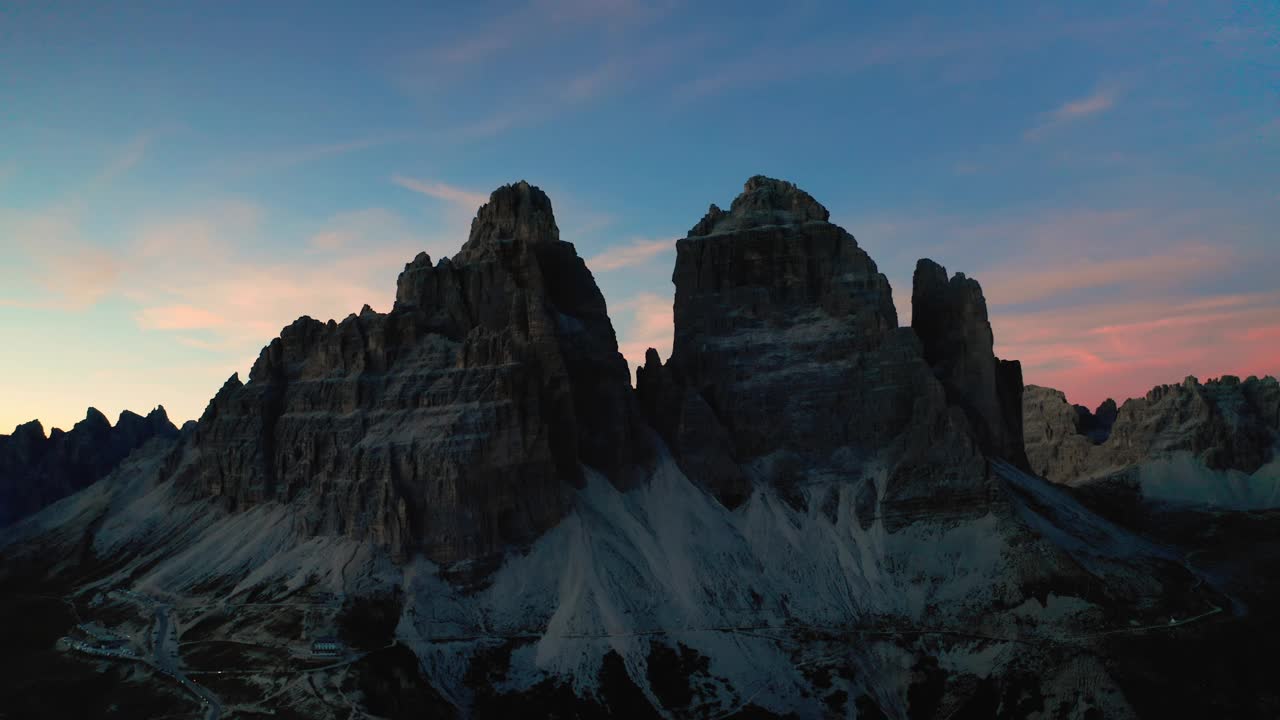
left=0, top=407, right=178, bottom=526
left=637, top=176, right=1006, bottom=528
left=911, top=259, right=1029, bottom=468
left=1024, top=375, right=1280, bottom=485
left=169, top=181, right=653, bottom=564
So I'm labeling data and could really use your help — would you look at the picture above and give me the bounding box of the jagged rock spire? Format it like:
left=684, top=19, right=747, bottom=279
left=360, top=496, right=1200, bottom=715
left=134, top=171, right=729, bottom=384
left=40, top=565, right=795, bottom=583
left=911, top=258, right=1028, bottom=468
left=0, top=405, right=179, bottom=527
left=460, top=180, right=559, bottom=258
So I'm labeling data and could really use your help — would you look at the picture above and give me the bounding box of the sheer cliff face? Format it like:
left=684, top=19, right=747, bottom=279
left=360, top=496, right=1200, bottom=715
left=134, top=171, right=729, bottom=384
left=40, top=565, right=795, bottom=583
left=0, top=407, right=178, bottom=526
left=911, top=259, right=1029, bottom=469
left=171, top=181, right=652, bottom=564
left=1024, top=375, right=1280, bottom=485
left=637, top=176, right=999, bottom=527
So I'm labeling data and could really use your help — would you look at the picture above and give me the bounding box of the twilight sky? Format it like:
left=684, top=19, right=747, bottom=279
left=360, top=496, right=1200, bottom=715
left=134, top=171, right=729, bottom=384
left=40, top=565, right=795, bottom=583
left=2, top=1, right=1277, bottom=434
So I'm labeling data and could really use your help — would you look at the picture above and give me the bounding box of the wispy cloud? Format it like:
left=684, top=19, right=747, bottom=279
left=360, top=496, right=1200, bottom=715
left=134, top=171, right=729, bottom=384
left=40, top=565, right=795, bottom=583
left=1025, top=86, right=1119, bottom=140
left=392, top=2, right=690, bottom=141
left=436, top=31, right=516, bottom=65
left=173, top=336, right=233, bottom=352
left=0, top=209, right=122, bottom=310
left=979, top=242, right=1228, bottom=306
left=93, top=133, right=152, bottom=185
left=0, top=132, right=164, bottom=310
left=534, top=0, right=667, bottom=26
left=424, top=0, right=672, bottom=68
left=562, top=60, right=623, bottom=102
left=587, top=237, right=672, bottom=271
left=307, top=209, right=408, bottom=252
left=1056, top=90, right=1117, bottom=120
left=1, top=197, right=460, bottom=406
left=119, top=203, right=455, bottom=362
left=214, top=134, right=415, bottom=178
left=136, top=305, right=226, bottom=330
left=671, top=18, right=1037, bottom=104
left=392, top=175, right=489, bottom=209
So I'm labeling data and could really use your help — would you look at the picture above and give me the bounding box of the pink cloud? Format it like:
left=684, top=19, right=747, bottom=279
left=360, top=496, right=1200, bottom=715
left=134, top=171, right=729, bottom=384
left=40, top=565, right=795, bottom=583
left=136, top=305, right=226, bottom=330
left=1025, top=86, right=1119, bottom=140
left=979, top=243, right=1229, bottom=306
left=114, top=202, right=460, bottom=375
left=1056, top=91, right=1115, bottom=120
left=308, top=231, right=346, bottom=252
left=995, top=292, right=1280, bottom=409
left=392, top=175, right=489, bottom=210
left=174, top=336, right=231, bottom=352
left=0, top=209, right=122, bottom=309
left=306, top=209, right=406, bottom=252
left=586, top=237, right=672, bottom=271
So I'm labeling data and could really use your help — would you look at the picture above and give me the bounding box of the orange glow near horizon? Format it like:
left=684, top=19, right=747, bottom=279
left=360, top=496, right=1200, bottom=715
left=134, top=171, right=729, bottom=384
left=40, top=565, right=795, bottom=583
left=992, top=293, right=1280, bottom=410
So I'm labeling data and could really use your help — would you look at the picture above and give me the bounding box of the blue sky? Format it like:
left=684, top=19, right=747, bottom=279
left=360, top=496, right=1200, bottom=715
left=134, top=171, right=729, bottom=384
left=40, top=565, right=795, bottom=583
left=2, top=0, right=1278, bottom=433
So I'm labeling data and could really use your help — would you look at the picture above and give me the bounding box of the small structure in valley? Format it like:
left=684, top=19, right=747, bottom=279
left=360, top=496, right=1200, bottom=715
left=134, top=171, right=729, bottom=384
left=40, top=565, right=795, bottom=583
left=311, top=636, right=341, bottom=657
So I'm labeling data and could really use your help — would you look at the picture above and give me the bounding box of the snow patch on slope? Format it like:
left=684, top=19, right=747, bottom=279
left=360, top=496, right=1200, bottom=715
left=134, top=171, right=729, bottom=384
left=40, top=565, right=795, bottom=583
left=1136, top=452, right=1280, bottom=510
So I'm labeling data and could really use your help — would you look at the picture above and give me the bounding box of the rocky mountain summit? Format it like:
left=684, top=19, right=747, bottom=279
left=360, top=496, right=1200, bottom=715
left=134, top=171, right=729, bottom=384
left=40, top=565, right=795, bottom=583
left=168, top=180, right=652, bottom=564
left=637, top=175, right=1023, bottom=528
left=0, top=406, right=178, bottom=526
left=1024, top=375, right=1280, bottom=487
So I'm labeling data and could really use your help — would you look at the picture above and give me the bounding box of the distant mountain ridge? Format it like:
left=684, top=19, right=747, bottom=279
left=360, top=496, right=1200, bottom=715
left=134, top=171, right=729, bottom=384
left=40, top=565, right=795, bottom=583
left=1024, top=375, right=1280, bottom=509
left=0, top=406, right=179, bottom=526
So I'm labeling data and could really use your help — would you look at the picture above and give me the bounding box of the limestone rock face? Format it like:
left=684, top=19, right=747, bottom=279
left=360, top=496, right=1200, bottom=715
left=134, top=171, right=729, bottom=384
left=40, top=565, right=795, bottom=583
left=0, top=407, right=178, bottom=526
left=911, top=259, right=1029, bottom=468
left=170, top=181, right=653, bottom=564
left=1024, top=375, right=1280, bottom=484
left=1023, top=385, right=1098, bottom=484
left=637, top=176, right=993, bottom=527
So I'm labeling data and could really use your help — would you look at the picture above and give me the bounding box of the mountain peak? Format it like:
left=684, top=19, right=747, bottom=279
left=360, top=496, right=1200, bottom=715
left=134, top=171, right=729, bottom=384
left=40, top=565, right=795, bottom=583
left=147, top=405, right=170, bottom=424
left=169, top=181, right=652, bottom=563
left=82, top=407, right=111, bottom=430
left=10, top=419, right=46, bottom=442
left=460, top=180, right=559, bottom=258
left=688, top=175, right=830, bottom=237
